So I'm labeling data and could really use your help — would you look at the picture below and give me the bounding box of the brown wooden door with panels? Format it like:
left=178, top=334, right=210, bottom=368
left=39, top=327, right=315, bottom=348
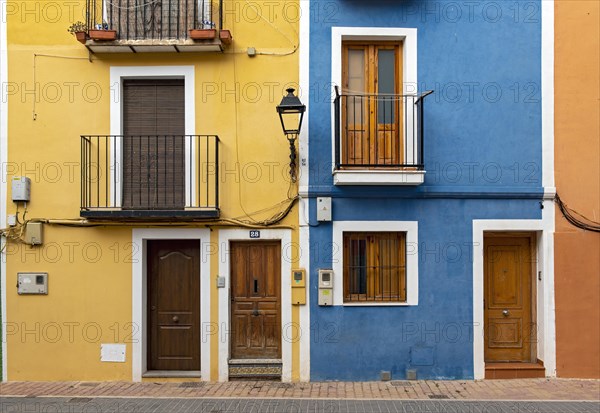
left=342, top=42, right=404, bottom=167
left=147, top=240, right=201, bottom=371
left=484, top=235, right=536, bottom=363
left=230, top=241, right=282, bottom=359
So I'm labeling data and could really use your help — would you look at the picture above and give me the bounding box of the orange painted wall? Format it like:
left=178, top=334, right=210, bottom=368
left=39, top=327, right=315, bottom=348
left=554, top=0, right=600, bottom=378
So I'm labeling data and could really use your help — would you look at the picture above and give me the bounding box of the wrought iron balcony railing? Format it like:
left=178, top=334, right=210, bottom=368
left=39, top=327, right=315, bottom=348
left=334, top=87, right=433, bottom=170
left=84, top=0, right=231, bottom=52
left=81, top=135, right=219, bottom=220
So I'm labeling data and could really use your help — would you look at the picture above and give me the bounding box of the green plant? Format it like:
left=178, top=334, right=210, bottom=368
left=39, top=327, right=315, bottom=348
left=67, top=21, right=87, bottom=34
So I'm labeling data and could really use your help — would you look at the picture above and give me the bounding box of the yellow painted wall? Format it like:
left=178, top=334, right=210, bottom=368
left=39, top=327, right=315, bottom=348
left=5, top=0, right=301, bottom=381
left=554, top=0, right=600, bottom=378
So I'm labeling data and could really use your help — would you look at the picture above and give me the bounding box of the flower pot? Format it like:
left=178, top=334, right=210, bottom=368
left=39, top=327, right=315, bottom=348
left=189, top=29, right=217, bottom=40
left=88, top=29, right=117, bottom=41
left=219, top=30, right=232, bottom=45
left=74, top=31, right=87, bottom=44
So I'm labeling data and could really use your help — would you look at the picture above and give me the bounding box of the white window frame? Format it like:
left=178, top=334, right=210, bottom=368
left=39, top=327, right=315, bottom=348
left=330, top=27, right=423, bottom=186
left=109, top=66, right=196, bottom=208
left=332, top=221, right=419, bottom=306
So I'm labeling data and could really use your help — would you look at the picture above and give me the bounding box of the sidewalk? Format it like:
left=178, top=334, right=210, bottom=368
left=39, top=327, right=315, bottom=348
left=1, top=379, right=599, bottom=401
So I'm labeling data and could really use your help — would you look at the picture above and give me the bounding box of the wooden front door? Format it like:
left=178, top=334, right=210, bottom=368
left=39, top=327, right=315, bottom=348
left=148, top=240, right=200, bottom=371
left=230, top=241, right=281, bottom=359
left=484, top=235, right=535, bottom=362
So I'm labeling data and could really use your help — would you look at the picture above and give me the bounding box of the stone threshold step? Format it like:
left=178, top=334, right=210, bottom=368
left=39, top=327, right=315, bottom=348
left=228, top=359, right=282, bottom=365
left=485, top=362, right=545, bottom=370
left=142, top=371, right=201, bottom=378
left=485, top=362, right=545, bottom=379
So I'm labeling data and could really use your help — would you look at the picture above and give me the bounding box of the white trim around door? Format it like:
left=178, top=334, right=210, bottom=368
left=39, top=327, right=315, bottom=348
left=132, top=228, right=211, bottom=381
left=218, top=229, right=293, bottom=382
left=472, top=219, right=555, bottom=380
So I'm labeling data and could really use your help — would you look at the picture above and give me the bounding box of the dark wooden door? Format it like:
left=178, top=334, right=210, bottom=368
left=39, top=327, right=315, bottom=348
left=122, top=79, right=185, bottom=210
left=148, top=240, right=200, bottom=371
left=230, top=241, right=281, bottom=359
left=484, top=236, right=534, bottom=362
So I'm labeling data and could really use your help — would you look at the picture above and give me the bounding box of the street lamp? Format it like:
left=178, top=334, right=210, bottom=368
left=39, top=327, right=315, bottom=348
left=276, top=88, right=305, bottom=183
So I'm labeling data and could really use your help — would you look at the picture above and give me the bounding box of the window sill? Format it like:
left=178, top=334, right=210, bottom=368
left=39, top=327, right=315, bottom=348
left=333, top=170, right=425, bottom=186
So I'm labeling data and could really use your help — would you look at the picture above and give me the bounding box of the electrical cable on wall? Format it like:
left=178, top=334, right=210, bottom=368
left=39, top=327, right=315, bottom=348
left=32, top=54, right=94, bottom=120
left=229, top=32, right=299, bottom=227
left=555, top=194, right=600, bottom=233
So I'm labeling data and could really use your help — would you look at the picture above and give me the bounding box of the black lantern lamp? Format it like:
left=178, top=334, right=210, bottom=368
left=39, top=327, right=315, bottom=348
left=276, top=88, right=305, bottom=183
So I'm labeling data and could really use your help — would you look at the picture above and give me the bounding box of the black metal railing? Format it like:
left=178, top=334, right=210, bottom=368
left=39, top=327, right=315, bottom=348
left=86, top=0, right=224, bottom=40
left=334, top=87, right=433, bottom=169
left=81, top=135, right=219, bottom=216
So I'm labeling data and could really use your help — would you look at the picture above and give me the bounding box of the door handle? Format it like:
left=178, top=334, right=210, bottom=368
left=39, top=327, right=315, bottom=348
left=502, top=310, right=510, bottom=317
left=252, top=309, right=260, bottom=317
left=172, top=316, right=179, bottom=323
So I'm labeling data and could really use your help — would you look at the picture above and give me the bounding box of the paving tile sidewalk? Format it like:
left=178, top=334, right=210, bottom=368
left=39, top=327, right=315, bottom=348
left=1, top=379, right=599, bottom=401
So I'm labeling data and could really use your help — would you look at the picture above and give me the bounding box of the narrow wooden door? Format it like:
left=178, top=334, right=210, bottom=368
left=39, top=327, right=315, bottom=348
left=230, top=241, right=281, bottom=359
left=484, top=236, right=534, bottom=362
left=148, top=240, right=200, bottom=371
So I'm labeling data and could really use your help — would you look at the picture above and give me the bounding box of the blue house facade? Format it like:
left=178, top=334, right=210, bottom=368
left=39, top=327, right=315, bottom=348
left=302, top=0, right=556, bottom=381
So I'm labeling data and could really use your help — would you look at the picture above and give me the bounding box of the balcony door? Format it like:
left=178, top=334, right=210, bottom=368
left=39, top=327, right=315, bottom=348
left=342, top=42, right=403, bottom=167
left=122, top=79, right=185, bottom=210
left=107, top=0, right=196, bottom=40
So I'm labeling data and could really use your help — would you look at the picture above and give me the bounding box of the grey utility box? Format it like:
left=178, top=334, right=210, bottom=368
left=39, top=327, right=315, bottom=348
left=17, top=272, right=48, bottom=295
left=12, top=176, right=31, bottom=202
left=318, top=269, right=333, bottom=306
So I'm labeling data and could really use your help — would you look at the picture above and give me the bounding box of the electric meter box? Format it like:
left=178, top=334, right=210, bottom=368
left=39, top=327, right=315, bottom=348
left=291, top=269, right=306, bottom=305
left=17, top=272, right=48, bottom=295
left=12, top=176, right=31, bottom=202
left=318, top=269, right=333, bottom=306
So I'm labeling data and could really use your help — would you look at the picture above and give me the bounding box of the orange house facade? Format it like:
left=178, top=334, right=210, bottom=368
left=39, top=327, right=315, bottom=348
left=554, top=0, right=600, bottom=378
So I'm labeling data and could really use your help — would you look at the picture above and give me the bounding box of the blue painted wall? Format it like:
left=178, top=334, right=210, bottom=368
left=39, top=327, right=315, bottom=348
left=307, top=0, right=544, bottom=380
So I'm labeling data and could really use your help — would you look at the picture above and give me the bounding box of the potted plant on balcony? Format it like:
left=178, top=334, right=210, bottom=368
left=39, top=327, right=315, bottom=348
left=67, top=21, right=88, bottom=44
left=189, top=20, right=216, bottom=40
left=88, top=21, right=117, bottom=41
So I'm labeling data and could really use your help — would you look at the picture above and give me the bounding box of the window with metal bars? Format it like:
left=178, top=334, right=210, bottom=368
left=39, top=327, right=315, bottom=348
left=343, top=232, right=407, bottom=303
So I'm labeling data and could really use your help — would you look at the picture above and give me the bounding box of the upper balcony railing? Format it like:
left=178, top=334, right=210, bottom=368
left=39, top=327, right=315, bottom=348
left=81, top=135, right=219, bottom=220
left=84, top=0, right=232, bottom=53
left=334, top=87, right=433, bottom=171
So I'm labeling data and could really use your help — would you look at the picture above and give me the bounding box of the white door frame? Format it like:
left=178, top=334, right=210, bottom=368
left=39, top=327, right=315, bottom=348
left=132, top=228, right=211, bottom=381
left=472, top=219, right=556, bottom=379
left=218, top=229, right=292, bottom=382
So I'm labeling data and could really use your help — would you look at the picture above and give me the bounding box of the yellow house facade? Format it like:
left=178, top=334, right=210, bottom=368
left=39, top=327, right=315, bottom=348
left=1, top=0, right=310, bottom=382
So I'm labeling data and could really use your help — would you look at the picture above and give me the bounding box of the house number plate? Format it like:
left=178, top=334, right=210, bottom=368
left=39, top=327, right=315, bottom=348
left=249, top=230, right=260, bottom=239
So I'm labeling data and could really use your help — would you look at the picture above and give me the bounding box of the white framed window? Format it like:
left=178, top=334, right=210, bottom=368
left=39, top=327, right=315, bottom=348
left=109, top=66, right=196, bottom=208
left=331, top=27, right=424, bottom=186
left=332, top=221, right=419, bottom=306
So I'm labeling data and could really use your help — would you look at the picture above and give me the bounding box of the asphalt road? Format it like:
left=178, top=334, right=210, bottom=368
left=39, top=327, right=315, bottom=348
left=1, top=397, right=599, bottom=413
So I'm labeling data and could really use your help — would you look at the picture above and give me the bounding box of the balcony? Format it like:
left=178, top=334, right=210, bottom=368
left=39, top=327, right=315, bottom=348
left=84, top=0, right=232, bottom=53
left=333, top=88, right=433, bottom=186
left=81, top=135, right=219, bottom=220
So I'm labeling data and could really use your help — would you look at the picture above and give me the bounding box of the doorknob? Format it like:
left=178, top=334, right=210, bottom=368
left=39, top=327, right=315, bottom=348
left=502, top=310, right=510, bottom=317
left=252, top=309, right=260, bottom=317
left=172, top=316, right=179, bottom=323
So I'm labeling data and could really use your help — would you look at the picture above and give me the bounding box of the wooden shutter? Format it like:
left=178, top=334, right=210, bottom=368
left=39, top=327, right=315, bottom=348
left=122, top=79, right=185, bottom=210
left=343, top=232, right=407, bottom=302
